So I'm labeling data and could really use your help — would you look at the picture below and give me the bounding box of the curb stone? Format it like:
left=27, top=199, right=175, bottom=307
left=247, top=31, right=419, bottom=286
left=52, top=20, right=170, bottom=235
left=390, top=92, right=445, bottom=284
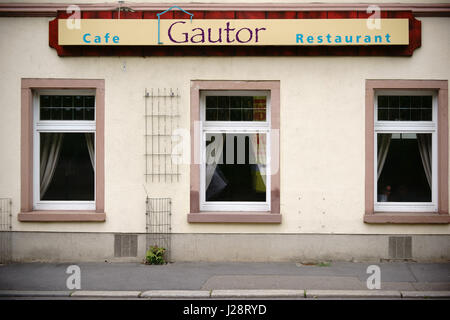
left=70, top=291, right=141, bottom=298
left=0, top=290, right=72, bottom=297
left=211, top=289, right=306, bottom=298
left=401, top=291, right=450, bottom=298
left=141, top=290, right=211, bottom=298
left=0, top=290, right=448, bottom=299
left=305, top=290, right=402, bottom=299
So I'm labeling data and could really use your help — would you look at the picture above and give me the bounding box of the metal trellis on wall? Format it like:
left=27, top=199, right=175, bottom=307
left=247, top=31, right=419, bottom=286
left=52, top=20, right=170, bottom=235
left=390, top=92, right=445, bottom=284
left=144, top=88, right=181, bottom=183
left=0, top=198, right=12, bottom=264
left=146, top=197, right=172, bottom=262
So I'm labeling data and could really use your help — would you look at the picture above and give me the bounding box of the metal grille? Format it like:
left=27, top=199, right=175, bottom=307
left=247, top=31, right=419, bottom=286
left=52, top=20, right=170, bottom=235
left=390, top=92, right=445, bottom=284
left=0, top=198, right=12, bottom=264
left=114, top=234, right=138, bottom=257
left=144, top=88, right=181, bottom=182
left=146, top=197, right=172, bottom=262
left=389, top=236, right=412, bottom=259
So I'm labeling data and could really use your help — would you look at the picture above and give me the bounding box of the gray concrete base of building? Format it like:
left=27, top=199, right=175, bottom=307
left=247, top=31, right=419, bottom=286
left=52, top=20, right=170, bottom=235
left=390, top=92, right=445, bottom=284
left=1, top=232, right=449, bottom=263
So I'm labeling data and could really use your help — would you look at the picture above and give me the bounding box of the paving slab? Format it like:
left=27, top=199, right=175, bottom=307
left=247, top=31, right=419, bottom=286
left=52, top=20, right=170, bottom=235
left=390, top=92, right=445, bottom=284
left=202, top=275, right=366, bottom=290
left=0, top=262, right=211, bottom=290
left=375, top=282, right=416, bottom=291
left=0, top=263, right=72, bottom=291
left=407, top=263, right=450, bottom=282
left=356, top=262, right=417, bottom=282
left=411, top=283, right=450, bottom=291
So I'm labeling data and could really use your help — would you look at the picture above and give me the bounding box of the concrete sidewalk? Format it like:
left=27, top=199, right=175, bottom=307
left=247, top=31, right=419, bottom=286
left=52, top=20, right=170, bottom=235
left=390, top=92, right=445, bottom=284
left=0, top=261, right=449, bottom=298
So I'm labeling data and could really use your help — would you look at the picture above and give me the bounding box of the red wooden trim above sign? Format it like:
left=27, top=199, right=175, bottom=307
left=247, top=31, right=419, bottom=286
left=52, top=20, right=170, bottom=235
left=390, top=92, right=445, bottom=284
left=49, top=10, right=421, bottom=57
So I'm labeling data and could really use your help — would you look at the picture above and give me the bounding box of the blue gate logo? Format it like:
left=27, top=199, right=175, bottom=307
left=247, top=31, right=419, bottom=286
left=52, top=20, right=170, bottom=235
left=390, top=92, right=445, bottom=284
left=157, top=6, right=194, bottom=45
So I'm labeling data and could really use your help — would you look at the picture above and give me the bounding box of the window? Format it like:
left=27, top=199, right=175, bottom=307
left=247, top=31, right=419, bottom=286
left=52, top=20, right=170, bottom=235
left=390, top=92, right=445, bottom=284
left=375, top=91, right=437, bottom=212
left=34, top=90, right=96, bottom=210
left=365, top=80, right=449, bottom=224
left=200, top=91, right=270, bottom=212
left=19, top=79, right=105, bottom=222
left=189, top=81, right=280, bottom=223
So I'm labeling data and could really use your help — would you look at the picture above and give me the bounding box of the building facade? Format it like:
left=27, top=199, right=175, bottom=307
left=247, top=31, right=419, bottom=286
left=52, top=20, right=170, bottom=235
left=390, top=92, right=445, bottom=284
left=0, top=0, right=449, bottom=262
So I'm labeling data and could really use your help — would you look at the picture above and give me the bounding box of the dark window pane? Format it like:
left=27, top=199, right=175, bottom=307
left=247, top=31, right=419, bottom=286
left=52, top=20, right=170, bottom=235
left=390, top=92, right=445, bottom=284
left=378, top=95, right=433, bottom=121
left=51, top=96, right=62, bottom=107
left=205, top=95, right=266, bottom=122
left=217, top=108, right=230, bottom=121
left=400, top=109, right=410, bottom=121
left=378, top=108, right=388, bottom=121
left=205, top=133, right=266, bottom=202
left=74, top=96, right=83, bottom=108
left=205, top=96, right=217, bottom=109
left=411, top=109, right=420, bottom=121
left=40, top=96, right=51, bottom=108
left=230, top=96, right=241, bottom=109
left=399, top=96, right=410, bottom=109
left=40, top=108, right=51, bottom=120
left=388, top=108, right=399, bottom=121
left=84, top=96, right=95, bottom=108
left=40, top=96, right=53, bottom=120
left=388, top=96, right=399, bottom=108
left=40, top=132, right=95, bottom=201
left=422, top=96, right=432, bottom=108
left=63, top=106, right=73, bottom=120
left=40, top=95, right=95, bottom=121
left=242, top=96, right=253, bottom=108
left=378, top=96, right=388, bottom=108
left=377, top=133, right=431, bottom=203
left=230, top=108, right=242, bottom=121
left=243, top=109, right=254, bottom=121
left=74, top=106, right=84, bottom=120
left=85, top=108, right=95, bottom=120
left=51, top=107, right=62, bottom=120
left=217, top=96, right=230, bottom=109
left=411, top=96, right=421, bottom=108
left=422, top=108, right=432, bottom=121
left=206, top=109, right=217, bottom=121
left=63, top=96, right=73, bottom=108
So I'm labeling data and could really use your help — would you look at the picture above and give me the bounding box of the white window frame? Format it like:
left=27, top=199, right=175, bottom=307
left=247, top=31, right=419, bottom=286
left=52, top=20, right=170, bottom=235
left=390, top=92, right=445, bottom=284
left=200, top=90, right=271, bottom=212
left=374, top=90, right=438, bottom=212
left=33, top=89, right=96, bottom=211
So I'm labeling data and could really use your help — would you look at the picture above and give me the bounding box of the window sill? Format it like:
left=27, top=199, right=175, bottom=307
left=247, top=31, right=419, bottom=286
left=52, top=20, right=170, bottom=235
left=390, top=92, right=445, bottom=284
left=188, top=212, right=281, bottom=224
left=364, top=212, right=450, bottom=224
left=18, top=211, right=106, bottom=222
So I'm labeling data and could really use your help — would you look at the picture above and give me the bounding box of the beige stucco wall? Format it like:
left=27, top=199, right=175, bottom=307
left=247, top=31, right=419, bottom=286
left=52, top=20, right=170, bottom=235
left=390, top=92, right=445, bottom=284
left=0, top=16, right=449, bottom=235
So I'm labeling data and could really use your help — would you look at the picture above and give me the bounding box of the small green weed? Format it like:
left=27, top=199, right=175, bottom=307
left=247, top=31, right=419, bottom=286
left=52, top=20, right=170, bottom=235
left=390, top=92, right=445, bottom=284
left=145, top=245, right=166, bottom=265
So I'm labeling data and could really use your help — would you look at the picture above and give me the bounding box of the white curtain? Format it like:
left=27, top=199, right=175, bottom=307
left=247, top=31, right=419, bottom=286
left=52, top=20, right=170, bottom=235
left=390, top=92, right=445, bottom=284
left=205, top=133, right=224, bottom=190
left=250, top=133, right=267, bottom=188
left=377, top=133, right=391, bottom=180
left=417, top=134, right=432, bottom=188
left=40, top=133, right=64, bottom=198
left=85, top=133, right=95, bottom=170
